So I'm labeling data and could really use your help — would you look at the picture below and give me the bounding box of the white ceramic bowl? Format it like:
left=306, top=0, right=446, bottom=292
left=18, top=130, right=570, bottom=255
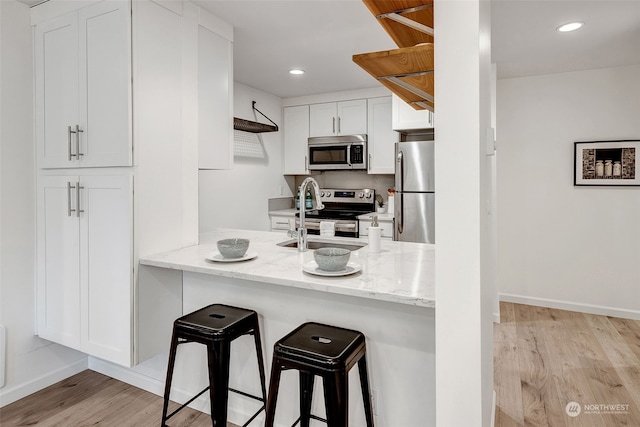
left=217, top=238, right=250, bottom=258
left=313, top=247, right=351, bottom=271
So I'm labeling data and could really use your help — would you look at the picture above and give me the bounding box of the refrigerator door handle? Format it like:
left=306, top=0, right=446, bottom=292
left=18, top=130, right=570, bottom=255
left=397, top=150, right=404, bottom=233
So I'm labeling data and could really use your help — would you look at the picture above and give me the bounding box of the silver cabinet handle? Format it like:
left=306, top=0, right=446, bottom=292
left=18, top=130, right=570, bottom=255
left=67, top=182, right=76, bottom=216
left=305, top=155, right=308, bottom=172
left=75, top=125, right=84, bottom=158
left=368, top=153, right=372, bottom=171
left=68, top=126, right=76, bottom=160
left=332, top=117, right=335, bottom=134
left=337, top=116, right=341, bottom=133
left=397, top=150, right=404, bottom=234
left=76, top=181, right=84, bottom=217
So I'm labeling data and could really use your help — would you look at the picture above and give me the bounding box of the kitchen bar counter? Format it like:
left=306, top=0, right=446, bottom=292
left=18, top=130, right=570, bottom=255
left=140, top=228, right=435, bottom=308
left=137, top=229, right=436, bottom=426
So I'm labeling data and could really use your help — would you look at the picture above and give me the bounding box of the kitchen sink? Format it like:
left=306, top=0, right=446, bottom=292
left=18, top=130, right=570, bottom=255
left=277, top=238, right=367, bottom=251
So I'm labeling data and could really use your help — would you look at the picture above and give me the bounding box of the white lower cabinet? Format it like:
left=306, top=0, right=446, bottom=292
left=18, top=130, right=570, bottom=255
left=270, top=214, right=295, bottom=232
left=37, top=174, right=133, bottom=365
left=359, top=217, right=394, bottom=240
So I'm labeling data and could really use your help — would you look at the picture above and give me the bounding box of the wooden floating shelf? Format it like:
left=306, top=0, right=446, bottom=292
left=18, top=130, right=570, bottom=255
left=355, top=0, right=435, bottom=111
left=362, top=0, right=433, bottom=47
left=353, top=44, right=434, bottom=111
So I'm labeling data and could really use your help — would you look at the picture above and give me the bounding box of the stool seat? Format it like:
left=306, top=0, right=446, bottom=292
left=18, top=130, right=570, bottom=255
left=176, top=304, right=260, bottom=341
left=265, top=322, right=374, bottom=427
left=161, top=304, right=267, bottom=427
left=276, top=322, right=366, bottom=370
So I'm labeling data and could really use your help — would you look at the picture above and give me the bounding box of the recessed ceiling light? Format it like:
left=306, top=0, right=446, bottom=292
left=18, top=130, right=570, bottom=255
left=289, top=69, right=305, bottom=75
left=556, top=21, right=584, bottom=32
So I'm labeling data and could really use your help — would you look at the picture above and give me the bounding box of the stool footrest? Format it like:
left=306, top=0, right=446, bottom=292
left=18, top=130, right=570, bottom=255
left=229, top=387, right=265, bottom=403
left=291, top=414, right=327, bottom=426
left=164, top=385, right=211, bottom=422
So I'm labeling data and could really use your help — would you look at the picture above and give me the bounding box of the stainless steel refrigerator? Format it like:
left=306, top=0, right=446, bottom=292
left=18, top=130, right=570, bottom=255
left=394, top=140, right=435, bottom=243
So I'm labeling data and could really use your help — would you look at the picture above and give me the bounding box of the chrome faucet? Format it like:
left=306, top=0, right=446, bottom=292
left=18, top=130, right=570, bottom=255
left=289, top=177, right=324, bottom=252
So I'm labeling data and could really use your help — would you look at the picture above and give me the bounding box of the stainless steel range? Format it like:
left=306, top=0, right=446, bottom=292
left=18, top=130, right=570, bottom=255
left=296, top=188, right=376, bottom=238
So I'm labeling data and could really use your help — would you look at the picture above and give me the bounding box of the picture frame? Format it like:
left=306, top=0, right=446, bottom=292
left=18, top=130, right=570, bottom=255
left=574, top=140, right=640, bottom=186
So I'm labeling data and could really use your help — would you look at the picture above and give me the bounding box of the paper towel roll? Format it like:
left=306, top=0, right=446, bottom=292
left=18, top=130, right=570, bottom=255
left=368, top=226, right=381, bottom=253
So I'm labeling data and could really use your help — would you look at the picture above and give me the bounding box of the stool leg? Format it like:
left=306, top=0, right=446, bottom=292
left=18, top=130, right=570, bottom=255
left=161, top=328, right=179, bottom=427
left=264, top=358, right=283, bottom=427
left=207, top=340, right=231, bottom=427
left=251, top=320, right=268, bottom=404
left=323, top=370, right=348, bottom=427
left=358, top=356, right=375, bottom=427
left=299, top=371, right=315, bottom=427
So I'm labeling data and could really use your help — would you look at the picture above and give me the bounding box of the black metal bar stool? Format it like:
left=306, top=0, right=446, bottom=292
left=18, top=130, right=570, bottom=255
left=161, top=304, right=267, bottom=427
left=264, top=322, right=375, bottom=427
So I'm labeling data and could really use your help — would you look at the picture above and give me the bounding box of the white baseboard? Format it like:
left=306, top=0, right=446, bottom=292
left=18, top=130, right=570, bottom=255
left=499, top=293, right=640, bottom=321
left=491, top=389, right=496, bottom=427
left=0, top=358, right=88, bottom=408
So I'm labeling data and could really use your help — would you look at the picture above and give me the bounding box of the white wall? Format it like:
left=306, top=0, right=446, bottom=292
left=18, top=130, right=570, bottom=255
left=0, top=0, right=87, bottom=407
left=497, top=64, right=640, bottom=319
left=434, top=1, right=494, bottom=426
left=199, top=83, right=291, bottom=232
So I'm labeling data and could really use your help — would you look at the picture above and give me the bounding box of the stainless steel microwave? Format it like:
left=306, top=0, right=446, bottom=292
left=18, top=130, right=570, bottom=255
left=307, top=134, right=368, bottom=171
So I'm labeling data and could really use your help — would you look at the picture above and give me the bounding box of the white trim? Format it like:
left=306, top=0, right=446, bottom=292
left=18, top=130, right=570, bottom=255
left=491, top=390, right=496, bottom=427
left=493, top=311, right=501, bottom=324
left=283, top=86, right=391, bottom=107
left=88, top=357, right=165, bottom=397
left=0, top=358, right=87, bottom=408
left=499, top=293, right=640, bottom=321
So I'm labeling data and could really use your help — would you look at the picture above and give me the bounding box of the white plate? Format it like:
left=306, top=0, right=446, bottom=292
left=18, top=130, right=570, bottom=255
left=302, top=261, right=362, bottom=277
left=205, top=251, right=258, bottom=263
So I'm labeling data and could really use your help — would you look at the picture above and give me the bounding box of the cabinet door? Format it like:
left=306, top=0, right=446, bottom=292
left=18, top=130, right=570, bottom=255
left=79, top=175, right=133, bottom=366
left=36, top=176, right=81, bottom=348
left=34, top=12, right=79, bottom=169
left=391, top=94, right=433, bottom=130
left=198, top=24, right=233, bottom=170
left=78, top=1, right=132, bottom=167
left=283, top=105, right=310, bottom=175
left=337, top=99, right=367, bottom=135
left=367, top=97, right=397, bottom=174
left=309, top=102, right=337, bottom=137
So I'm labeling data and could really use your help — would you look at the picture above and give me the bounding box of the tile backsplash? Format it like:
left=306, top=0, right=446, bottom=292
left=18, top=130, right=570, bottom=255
left=293, top=171, right=395, bottom=203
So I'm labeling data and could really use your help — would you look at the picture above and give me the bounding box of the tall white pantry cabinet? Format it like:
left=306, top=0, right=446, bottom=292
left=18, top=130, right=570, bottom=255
left=32, top=0, right=233, bottom=367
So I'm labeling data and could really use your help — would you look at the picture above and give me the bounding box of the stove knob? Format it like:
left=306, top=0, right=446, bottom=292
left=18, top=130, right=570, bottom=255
left=320, top=191, right=325, bottom=197
left=365, top=192, right=373, bottom=199
left=325, top=191, right=331, bottom=197
left=358, top=192, right=364, bottom=199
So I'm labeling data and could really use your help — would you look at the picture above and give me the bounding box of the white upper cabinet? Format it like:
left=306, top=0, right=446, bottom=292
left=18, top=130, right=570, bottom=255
left=35, top=1, right=131, bottom=169
left=283, top=105, right=310, bottom=175
left=309, top=99, right=367, bottom=137
left=367, top=96, right=398, bottom=174
left=391, top=93, right=434, bottom=131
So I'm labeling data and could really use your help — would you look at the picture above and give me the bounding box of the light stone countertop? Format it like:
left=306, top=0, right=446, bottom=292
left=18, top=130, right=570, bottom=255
left=139, top=229, right=435, bottom=308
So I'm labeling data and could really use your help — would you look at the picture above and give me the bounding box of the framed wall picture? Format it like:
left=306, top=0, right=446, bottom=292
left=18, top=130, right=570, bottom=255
left=574, top=140, right=640, bottom=186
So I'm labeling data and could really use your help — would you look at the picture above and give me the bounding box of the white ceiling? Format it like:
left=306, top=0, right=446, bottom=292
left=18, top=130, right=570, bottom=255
left=196, top=0, right=640, bottom=98
left=21, top=0, right=640, bottom=98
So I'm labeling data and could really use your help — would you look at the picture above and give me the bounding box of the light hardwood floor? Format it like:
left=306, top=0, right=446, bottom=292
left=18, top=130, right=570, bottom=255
left=495, top=302, right=640, bottom=427
left=0, top=369, right=239, bottom=427
left=2, top=302, right=639, bottom=426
